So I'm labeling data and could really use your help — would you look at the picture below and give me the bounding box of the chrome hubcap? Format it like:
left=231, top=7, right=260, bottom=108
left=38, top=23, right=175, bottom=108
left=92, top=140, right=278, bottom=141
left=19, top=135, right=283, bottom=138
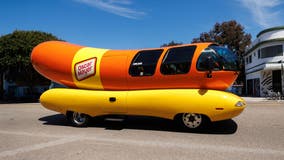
left=182, top=113, right=202, bottom=128
left=73, top=112, right=87, bottom=125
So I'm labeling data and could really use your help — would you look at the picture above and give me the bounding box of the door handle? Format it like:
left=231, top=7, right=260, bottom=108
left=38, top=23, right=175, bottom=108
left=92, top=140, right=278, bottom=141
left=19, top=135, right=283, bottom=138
left=109, top=97, right=116, bottom=102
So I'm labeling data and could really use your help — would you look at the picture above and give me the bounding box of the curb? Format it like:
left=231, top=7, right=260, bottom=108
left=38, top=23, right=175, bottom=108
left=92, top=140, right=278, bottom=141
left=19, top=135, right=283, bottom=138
left=242, top=97, right=284, bottom=103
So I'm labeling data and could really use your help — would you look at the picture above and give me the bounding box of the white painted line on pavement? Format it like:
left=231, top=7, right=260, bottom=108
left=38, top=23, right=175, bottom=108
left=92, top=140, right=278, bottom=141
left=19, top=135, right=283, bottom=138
left=0, top=130, right=62, bottom=138
left=0, top=137, right=81, bottom=158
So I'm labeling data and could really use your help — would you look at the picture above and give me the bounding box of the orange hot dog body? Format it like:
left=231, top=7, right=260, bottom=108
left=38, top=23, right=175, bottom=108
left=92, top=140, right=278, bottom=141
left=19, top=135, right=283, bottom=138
left=31, top=41, right=238, bottom=91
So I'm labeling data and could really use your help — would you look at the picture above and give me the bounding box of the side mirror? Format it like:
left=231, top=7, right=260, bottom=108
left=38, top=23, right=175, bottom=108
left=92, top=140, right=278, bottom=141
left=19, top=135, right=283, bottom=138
left=206, top=56, right=214, bottom=78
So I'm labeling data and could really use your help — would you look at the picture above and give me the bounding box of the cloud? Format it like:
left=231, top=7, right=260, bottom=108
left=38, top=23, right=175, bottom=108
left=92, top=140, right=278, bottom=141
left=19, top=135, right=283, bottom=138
left=75, top=0, right=146, bottom=19
left=238, top=0, right=283, bottom=28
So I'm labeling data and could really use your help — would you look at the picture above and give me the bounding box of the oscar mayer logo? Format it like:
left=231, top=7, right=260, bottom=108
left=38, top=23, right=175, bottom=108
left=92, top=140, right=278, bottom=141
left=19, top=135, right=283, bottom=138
left=75, top=57, right=97, bottom=81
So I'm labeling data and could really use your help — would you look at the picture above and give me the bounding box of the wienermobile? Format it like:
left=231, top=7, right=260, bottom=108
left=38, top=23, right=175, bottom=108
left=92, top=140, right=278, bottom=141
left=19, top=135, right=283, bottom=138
left=31, top=41, right=246, bottom=130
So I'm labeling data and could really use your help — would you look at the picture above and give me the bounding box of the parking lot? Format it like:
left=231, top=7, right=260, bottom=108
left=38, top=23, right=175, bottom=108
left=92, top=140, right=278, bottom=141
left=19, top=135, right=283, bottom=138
left=0, top=101, right=284, bottom=160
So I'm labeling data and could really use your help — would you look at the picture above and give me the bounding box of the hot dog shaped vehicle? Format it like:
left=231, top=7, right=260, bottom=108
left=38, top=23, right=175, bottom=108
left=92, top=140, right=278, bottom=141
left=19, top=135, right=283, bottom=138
left=31, top=41, right=246, bottom=129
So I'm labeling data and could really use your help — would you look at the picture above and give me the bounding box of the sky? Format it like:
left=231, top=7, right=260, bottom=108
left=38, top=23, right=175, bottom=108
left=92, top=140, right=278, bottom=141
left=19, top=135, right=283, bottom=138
left=1, top=0, right=284, bottom=49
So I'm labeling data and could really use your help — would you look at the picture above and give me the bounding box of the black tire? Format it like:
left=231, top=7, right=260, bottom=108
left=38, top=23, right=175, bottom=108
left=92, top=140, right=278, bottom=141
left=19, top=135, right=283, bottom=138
left=175, top=113, right=209, bottom=130
left=67, top=111, right=90, bottom=127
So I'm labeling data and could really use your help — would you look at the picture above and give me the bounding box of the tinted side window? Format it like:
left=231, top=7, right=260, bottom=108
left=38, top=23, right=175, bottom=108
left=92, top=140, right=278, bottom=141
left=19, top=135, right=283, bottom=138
left=161, top=46, right=196, bottom=75
left=129, top=50, right=163, bottom=76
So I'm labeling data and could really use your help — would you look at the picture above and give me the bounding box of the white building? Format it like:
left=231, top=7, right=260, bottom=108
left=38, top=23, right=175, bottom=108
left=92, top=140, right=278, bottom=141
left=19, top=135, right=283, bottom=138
left=245, top=26, right=284, bottom=97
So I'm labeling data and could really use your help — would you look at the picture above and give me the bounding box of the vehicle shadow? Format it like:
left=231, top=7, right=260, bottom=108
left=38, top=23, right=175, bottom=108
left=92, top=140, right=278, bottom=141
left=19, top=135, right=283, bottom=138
left=39, top=114, right=238, bottom=134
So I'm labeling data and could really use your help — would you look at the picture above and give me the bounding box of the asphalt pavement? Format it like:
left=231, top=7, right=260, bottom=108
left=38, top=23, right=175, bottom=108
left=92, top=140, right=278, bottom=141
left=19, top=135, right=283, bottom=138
left=0, top=102, right=283, bottom=160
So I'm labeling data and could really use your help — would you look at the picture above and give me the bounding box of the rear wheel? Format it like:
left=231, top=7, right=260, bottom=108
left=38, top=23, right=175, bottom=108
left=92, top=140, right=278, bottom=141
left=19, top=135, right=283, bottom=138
left=67, top=111, right=90, bottom=127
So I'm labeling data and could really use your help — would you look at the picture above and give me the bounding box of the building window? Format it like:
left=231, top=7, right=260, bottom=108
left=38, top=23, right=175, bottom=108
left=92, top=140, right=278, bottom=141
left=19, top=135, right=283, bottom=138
left=245, top=55, right=252, bottom=64
left=258, top=49, right=261, bottom=59
left=249, top=55, right=252, bottom=63
left=261, top=45, right=283, bottom=58
left=160, top=46, right=196, bottom=75
left=129, top=49, right=163, bottom=76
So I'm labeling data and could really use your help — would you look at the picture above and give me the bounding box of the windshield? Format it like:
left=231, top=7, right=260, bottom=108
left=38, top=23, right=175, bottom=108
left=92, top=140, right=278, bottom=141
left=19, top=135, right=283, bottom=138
left=210, top=46, right=240, bottom=71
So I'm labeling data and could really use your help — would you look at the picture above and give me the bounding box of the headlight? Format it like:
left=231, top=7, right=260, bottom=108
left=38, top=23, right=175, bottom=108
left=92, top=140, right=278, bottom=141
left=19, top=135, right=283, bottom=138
left=235, top=101, right=245, bottom=107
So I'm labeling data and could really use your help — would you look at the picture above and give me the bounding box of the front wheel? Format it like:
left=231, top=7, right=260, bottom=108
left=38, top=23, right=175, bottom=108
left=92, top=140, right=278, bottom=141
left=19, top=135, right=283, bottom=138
left=176, top=113, right=208, bottom=130
left=67, top=111, right=90, bottom=127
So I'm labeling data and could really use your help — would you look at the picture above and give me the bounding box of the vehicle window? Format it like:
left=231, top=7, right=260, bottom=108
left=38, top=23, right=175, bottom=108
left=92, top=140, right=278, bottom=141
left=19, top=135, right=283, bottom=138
left=161, top=46, right=196, bottom=75
left=129, top=49, right=163, bottom=76
left=210, top=46, right=239, bottom=71
left=197, top=48, right=221, bottom=71
left=197, top=46, right=239, bottom=71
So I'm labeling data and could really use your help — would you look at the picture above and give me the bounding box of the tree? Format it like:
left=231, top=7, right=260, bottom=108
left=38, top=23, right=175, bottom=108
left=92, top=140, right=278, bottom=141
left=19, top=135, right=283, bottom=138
left=161, top=40, right=183, bottom=47
left=192, top=20, right=251, bottom=90
left=0, top=30, right=61, bottom=99
left=192, top=20, right=251, bottom=57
